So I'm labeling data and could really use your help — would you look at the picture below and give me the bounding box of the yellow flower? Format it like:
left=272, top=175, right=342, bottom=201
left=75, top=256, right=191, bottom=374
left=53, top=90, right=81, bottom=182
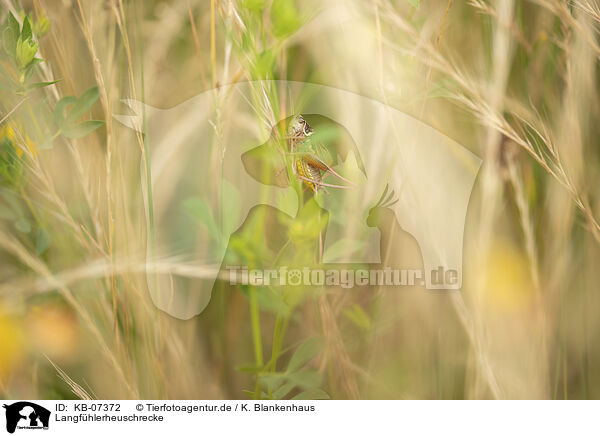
left=0, top=124, right=16, bottom=142
left=0, top=309, right=23, bottom=383
left=0, top=122, right=37, bottom=157
left=26, top=304, right=80, bottom=362
left=484, top=240, right=534, bottom=310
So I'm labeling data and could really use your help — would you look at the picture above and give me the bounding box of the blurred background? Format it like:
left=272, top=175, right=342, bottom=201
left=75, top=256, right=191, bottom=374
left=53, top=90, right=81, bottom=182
left=1, top=0, right=600, bottom=399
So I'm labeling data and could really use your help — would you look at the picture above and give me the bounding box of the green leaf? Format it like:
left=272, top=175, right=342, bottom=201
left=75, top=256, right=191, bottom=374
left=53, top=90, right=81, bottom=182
left=276, top=189, right=297, bottom=217
left=287, top=370, right=322, bottom=389
left=16, top=36, right=37, bottom=70
left=6, top=12, right=20, bottom=38
left=36, top=227, right=50, bottom=254
left=259, top=373, right=286, bottom=391
left=15, top=217, right=31, bottom=233
left=407, top=0, right=421, bottom=7
left=255, top=287, right=290, bottom=316
left=272, top=382, right=296, bottom=400
left=287, top=336, right=324, bottom=373
left=53, top=96, right=77, bottom=128
left=26, top=80, right=58, bottom=91
left=66, top=86, right=100, bottom=124
left=305, top=125, right=341, bottom=150
left=242, top=0, right=267, bottom=13
left=241, top=390, right=270, bottom=399
left=61, top=120, right=104, bottom=139
left=288, top=199, right=328, bottom=244
left=2, top=26, right=18, bottom=58
left=2, top=13, right=19, bottom=58
left=183, top=197, right=220, bottom=241
left=271, top=0, right=302, bottom=38
left=21, top=16, right=33, bottom=41
left=24, top=57, right=44, bottom=69
left=253, top=49, right=275, bottom=78
left=292, top=388, right=330, bottom=400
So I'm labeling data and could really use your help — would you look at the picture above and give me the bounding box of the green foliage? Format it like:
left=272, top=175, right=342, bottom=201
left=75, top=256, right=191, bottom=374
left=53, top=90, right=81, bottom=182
left=183, top=180, right=242, bottom=254
left=291, top=388, right=329, bottom=400
left=254, top=286, right=291, bottom=316
left=183, top=197, right=220, bottom=241
left=260, top=370, right=322, bottom=393
left=228, top=224, right=272, bottom=267
left=1, top=11, right=53, bottom=92
left=61, top=120, right=104, bottom=139
left=65, top=87, right=100, bottom=124
left=250, top=336, right=328, bottom=399
left=15, top=18, right=37, bottom=70
left=288, top=198, right=328, bottom=245
left=2, top=12, right=19, bottom=56
left=53, top=86, right=104, bottom=139
left=241, top=0, right=267, bottom=14
left=35, top=227, right=50, bottom=254
left=286, top=336, right=324, bottom=372
left=254, top=49, right=275, bottom=78
left=271, top=0, right=302, bottom=38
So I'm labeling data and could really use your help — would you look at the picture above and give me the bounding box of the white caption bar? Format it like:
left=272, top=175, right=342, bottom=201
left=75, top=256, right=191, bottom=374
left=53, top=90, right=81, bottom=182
left=0, top=400, right=596, bottom=435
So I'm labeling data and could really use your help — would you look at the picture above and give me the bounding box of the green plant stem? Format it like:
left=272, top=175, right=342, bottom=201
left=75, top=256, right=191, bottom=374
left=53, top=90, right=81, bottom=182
left=269, top=314, right=290, bottom=371
left=264, top=315, right=283, bottom=397
left=249, top=286, right=263, bottom=399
